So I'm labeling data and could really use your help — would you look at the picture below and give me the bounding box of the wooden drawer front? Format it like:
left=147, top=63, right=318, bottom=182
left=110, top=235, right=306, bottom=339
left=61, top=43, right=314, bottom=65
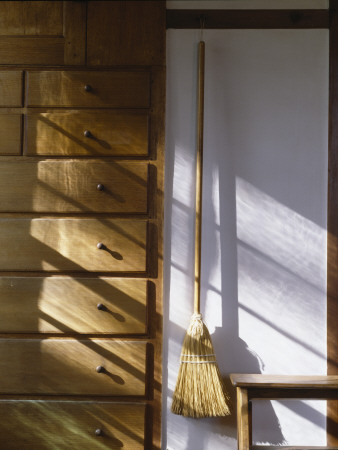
left=0, top=277, right=147, bottom=334
left=0, top=340, right=146, bottom=395
left=0, top=219, right=147, bottom=272
left=0, top=114, right=21, bottom=155
left=0, top=161, right=148, bottom=213
left=0, top=401, right=145, bottom=450
left=26, top=111, right=149, bottom=156
left=0, top=71, right=22, bottom=106
left=27, top=71, right=150, bottom=107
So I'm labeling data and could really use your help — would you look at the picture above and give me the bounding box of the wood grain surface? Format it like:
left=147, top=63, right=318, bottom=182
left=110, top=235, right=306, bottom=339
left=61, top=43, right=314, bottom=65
left=0, top=71, right=22, bottom=106
left=0, top=1, right=63, bottom=36
left=0, top=218, right=147, bottom=272
left=0, top=160, right=148, bottom=213
left=0, top=401, right=145, bottom=449
left=26, top=71, right=150, bottom=108
left=0, top=277, right=147, bottom=334
left=87, top=0, right=165, bottom=66
left=26, top=111, right=149, bottom=156
left=0, top=339, right=147, bottom=395
left=230, top=374, right=338, bottom=388
left=236, top=387, right=251, bottom=449
left=0, top=114, right=21, bottom=155
left=0, top=2, right=85, bottom=65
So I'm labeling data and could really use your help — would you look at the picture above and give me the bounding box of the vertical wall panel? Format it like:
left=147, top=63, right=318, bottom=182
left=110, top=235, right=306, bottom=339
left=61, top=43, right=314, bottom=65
left=164, top=29, right=328, bottom=449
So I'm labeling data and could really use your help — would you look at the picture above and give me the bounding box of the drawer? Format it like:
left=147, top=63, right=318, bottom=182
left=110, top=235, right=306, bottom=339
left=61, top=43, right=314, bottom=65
left=0, top=71, right=22, bottom=106
left=0, top=161, right=148, bottom=213
left=26, top=111, right=149, bottom=156
left=26, top=71, right=150, bottom=107
left=0, top=114, right=21, bottom=155
left=0, top=218, right=147, bottom=272
left=0, top=277, right=147, bottom=334
left=0, top=401, right=145, bottom=450
left=0, top=340, right=146, bottom=395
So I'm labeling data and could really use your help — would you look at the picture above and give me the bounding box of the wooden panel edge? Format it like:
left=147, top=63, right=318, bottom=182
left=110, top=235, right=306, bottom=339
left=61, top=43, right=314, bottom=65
left=166, top=9, right=329, bottom=29
left=148, top=65, right=165, bottom=450
left=328, top=5, right=338, bottom=447
left=63, top=1, right=86, bottom=65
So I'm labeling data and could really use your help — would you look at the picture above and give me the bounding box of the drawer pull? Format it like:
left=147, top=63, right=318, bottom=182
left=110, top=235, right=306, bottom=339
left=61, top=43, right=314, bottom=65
left=96, top=184, right=104, bottom=191
left=97, top=303, right=106, bottom=311
left=97, top=242, right=104, bottom=250
left=84, top=130, right=92, bottom=138
left=95, top=428, right=103, bottom=436
left=96, top=365, right=105, bottom=373
left=84, top=84, right=92, bottom=92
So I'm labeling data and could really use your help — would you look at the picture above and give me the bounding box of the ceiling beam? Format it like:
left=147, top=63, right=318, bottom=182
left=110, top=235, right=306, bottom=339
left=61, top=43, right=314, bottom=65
left=166, top=9, right=329, bottom=29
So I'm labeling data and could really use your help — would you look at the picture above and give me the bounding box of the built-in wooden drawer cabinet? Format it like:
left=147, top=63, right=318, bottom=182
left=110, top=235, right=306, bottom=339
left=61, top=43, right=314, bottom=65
left=0, top=277, right=147, bottom=334
left=0, top=218, right=147, bottom=272
left=26, top=111, right=149, bottom=156
left=0, top=161, right=148, bottom=213
left=0, top=340, right=146, bottom=395
left=0, top=71, right=23, bottom=106
left=0, top=401, right=145, bottom=450
left=0, top=3, right=164, bottom=448
left=26, top=71, right=150, bottom=108
left=0, top=114, right=21, bottom=155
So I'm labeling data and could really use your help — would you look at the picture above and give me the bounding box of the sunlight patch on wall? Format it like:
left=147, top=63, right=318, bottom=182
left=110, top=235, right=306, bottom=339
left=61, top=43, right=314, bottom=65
left=236, top=176, right=326, bottom=445
left=236, top=176, right=326, bottom=374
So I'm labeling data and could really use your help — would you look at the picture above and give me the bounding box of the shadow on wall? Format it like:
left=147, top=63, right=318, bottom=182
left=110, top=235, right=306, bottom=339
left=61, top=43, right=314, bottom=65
left=197, top=137, right=286, bottom=446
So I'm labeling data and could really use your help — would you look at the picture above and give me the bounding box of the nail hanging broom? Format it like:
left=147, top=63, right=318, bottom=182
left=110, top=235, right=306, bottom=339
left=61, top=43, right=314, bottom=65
left=171, top=41, right=231, bottom=418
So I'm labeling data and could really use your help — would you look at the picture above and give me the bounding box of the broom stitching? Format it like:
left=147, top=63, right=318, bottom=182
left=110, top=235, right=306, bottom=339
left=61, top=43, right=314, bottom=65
left=180, top=354, right=215, bottom=357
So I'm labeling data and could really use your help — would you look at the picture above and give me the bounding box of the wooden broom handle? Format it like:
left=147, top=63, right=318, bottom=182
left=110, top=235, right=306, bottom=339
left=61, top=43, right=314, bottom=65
left=194, top=41, right=205, bottom=314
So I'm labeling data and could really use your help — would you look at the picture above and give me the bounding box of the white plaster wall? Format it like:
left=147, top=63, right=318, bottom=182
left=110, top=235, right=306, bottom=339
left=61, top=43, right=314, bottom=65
left=163, top=28, right=328, bottom=449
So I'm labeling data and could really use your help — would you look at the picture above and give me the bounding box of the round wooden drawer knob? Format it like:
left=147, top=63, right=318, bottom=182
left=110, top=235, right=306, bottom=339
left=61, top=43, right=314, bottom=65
left=84, top=84, right=92, bottom=92
left=84, top=130, right=92, bottom=138
left=97, top=242, right=104, bottom=250
left=96, top=365, right=104, bottom=373
left=97, top=184, right=104, bottom=191
left=97, top=303, right=105, bottom=311
left=95, top=428, right=103, bottom=436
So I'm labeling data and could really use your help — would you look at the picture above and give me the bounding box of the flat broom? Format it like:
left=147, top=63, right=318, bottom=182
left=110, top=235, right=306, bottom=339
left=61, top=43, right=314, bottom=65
left=171, top=41, right=231, bottom=418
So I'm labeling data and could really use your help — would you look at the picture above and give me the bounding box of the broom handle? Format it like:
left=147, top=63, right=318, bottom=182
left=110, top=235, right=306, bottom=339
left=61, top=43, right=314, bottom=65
left=194, top=41, right=205, bottom=315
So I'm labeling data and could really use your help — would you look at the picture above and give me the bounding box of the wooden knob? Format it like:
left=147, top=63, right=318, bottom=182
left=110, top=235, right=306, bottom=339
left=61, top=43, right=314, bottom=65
left=97, top=242, right=104, bottom=249
left=96, top=365, right=104, bottom=373
left=84, top=84, right=92, bottom=92
left=95, top=428, right=103, bottom=436
left=97, top=184, right=104, bottom=191
left=84, top=130, right=92, bottom=138
left=97, top=303, right=105, bottom=310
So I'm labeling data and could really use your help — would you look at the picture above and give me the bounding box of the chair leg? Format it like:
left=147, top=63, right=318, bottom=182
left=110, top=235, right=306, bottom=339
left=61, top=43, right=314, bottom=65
left=236, top=387, right=251, bottom=450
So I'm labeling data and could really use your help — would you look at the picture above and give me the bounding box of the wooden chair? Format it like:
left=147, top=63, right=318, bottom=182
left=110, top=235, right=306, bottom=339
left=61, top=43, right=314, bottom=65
left=230, top=374, right=338, bottom=450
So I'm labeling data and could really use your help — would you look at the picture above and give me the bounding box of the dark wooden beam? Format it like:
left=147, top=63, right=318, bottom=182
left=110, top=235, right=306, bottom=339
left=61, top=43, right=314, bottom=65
left=328, top=1, right=338, bottom=446
left=166, top=9, right=329, bottom=29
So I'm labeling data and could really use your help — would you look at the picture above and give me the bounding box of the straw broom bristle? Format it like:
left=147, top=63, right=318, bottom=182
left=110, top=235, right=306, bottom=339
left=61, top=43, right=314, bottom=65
left=171, top=313, right=231, bottom=418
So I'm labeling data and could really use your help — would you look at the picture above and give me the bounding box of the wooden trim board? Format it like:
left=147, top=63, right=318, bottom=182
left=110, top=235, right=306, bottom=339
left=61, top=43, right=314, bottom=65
left=328, top=2, right=338, bottom=446
left=166, top=9, right=329, bottom=29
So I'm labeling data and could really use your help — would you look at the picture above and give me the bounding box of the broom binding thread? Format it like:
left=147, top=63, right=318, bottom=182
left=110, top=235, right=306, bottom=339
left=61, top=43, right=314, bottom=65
left=188, top=312, right=204, bottom=335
